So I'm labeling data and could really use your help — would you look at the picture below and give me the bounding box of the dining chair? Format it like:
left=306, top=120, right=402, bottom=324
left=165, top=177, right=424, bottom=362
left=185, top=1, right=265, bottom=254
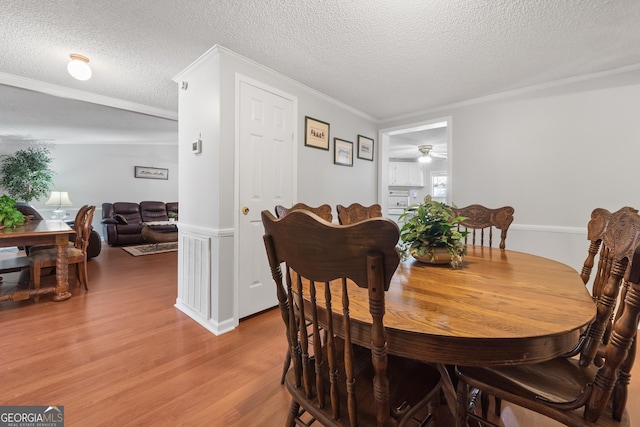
left=476, top=206, right=638, bottom=420
left=262, top=210, right=442, bottom=427
left=275, top=203, right=333, bottom=222
left=455, top=207, right=640, bottom=427
left=28, top=205, right=91, bottom=255
left=451, top=204, right=514, bottom=249
left=29, top=205, right=96, bottom=292
left=336, top=202, right=382, bottom=225
left=274, top=203, right=333, bottom=384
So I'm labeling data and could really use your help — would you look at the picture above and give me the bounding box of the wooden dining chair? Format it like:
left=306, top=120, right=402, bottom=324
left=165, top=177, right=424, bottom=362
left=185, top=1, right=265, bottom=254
left=455, top=207, right=640, bottom=427
left=451, top=204, right=514, bottom=249
left=28, top=205, right=91, bottom=255
left=29, top=205, right=96, bottom=292
left=475, top=206, right=638, bottom=419
left=262, top=210, right=442, bottom=427
left=336, top=202, right=382, bottom=225
left=275, top=203, right=333, bottom=222
left=274, top=203, right=333, bottom=384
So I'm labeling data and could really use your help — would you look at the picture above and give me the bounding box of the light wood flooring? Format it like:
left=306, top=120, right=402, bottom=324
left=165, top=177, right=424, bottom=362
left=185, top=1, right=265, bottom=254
left=0, top=244, right=638, bottom=426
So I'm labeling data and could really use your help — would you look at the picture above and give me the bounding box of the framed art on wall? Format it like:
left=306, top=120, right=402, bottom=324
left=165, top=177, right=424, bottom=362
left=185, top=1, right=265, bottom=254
left=334, top=138, right=353, bottom=166
left=304, top=116, right=330, bottom=150
left=134, top=166, right=169, bottom=180
left=357, top=135, right=374, bottom=161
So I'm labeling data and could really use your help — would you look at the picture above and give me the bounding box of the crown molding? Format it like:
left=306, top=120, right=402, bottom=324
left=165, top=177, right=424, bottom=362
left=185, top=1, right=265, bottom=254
left=174, top=44, right=378, bottom=123
left=0, top=72, right=177, bottom=120
left=383, top=62, right=640, bottom=124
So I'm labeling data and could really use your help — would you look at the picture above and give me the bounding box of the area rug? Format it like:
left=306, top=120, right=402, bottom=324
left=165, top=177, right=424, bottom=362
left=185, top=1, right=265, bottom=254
left=122, top=242, right=178, bottom=256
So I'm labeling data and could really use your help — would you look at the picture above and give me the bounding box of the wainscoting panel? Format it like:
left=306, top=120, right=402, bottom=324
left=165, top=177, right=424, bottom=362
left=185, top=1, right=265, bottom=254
left=177, top=232, right=211, bottom=319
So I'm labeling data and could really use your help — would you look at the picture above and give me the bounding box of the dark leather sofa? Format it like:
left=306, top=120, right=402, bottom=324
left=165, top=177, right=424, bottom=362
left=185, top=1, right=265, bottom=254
left=102, top=201, right=178, bottom=246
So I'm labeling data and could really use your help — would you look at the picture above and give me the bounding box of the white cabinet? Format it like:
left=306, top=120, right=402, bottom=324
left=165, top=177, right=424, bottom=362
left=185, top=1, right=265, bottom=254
left=389, top=162, right=424, bottom=187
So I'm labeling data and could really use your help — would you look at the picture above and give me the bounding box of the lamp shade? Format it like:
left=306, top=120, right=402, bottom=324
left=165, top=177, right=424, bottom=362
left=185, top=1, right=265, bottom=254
left=45, top=191, right=73, bottom=207
left=67, top=54, right=92, bottom=80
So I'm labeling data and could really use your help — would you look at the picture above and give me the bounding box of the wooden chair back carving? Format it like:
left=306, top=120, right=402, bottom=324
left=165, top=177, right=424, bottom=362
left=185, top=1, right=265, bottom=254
left=451, top=204, right=514, bottom=249
left=262, top=210, right=441, bottom=427
left=456, top=207, right=640, bottom=426
left=581, top=207, right=638, bottom=296
left=275, top=203, right=333, bottom=222
left=336, top=202, right=382, bottom=225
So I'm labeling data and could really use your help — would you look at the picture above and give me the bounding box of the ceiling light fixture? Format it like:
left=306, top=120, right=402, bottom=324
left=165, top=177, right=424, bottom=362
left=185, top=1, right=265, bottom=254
left=67, top=54, right=92, bottom=80
left=418, top=144, right=433, bottom=163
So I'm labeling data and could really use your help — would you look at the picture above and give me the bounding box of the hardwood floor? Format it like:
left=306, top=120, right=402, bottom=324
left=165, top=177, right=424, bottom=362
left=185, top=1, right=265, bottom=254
left=0, top=244, right=638, bottom=426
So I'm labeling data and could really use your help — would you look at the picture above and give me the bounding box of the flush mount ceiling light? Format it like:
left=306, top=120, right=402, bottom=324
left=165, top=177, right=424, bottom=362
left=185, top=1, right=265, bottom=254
left=67, top=54, right=92, bottom=80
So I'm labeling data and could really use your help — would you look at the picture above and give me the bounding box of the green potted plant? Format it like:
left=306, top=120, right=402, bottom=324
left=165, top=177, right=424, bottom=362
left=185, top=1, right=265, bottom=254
left=0, top=195, right=25, bottom=228
left=397, top=195, right=468, bottom=268
left=0, top=146, right=55, bottom=203
left=168, top=211, right=178, bottom=221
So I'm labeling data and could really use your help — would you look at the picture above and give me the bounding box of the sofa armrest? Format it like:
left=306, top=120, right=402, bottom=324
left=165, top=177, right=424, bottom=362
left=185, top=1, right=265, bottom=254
left=102, top=218, right=118, bottom=225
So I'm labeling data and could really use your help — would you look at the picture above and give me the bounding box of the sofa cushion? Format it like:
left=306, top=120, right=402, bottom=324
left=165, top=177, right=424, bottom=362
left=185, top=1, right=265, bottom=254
left=140, top=201, right=168, bottom=222
left=112, top=202, right=142, bottom=224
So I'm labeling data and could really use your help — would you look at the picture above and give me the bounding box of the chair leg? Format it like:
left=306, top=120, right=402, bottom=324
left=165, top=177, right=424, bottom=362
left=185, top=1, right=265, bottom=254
left=286, top=400, right=300, bottom=427
left=456, top=377, right=469, bottom=427
left=281, top=350, right=291, bottom=384
left=31, top=263, right=41, bottom=302
left=78, top=261, right=89, bottom=290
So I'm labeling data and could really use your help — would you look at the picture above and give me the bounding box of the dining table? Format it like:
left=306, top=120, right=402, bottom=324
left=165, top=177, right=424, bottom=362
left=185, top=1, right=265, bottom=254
left=299, top=245, right=596, bottom=415
left=0, top=219, right=75, bottom=302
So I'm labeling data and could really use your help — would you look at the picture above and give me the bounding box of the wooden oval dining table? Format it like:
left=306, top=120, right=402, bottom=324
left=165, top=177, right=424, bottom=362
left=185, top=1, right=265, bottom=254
left=298, top=245, right=596, bottom=415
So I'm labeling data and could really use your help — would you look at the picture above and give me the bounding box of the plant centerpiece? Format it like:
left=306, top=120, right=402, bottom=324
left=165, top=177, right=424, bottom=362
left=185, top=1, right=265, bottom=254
left=0, top=195, right=25, bottom=228
left=0, top=146, right=54, bottom=203
left=397, top=195, right=468, bottom=268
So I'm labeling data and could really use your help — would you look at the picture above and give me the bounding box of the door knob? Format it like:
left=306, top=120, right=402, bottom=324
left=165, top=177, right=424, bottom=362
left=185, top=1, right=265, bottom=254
left=241, top=206, right=249, bottom=215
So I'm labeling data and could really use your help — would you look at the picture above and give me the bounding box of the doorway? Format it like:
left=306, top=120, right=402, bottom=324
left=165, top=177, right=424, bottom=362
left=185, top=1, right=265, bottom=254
left=378, top=117, right=452, bottom=217
left=236, top=77, right=297, bottom=319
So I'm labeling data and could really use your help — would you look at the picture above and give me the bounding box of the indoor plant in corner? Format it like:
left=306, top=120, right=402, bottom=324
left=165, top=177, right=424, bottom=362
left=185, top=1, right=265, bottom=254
left=397, top=195, right=468, bottom=268
left=0, top=145, right=54, bottom=203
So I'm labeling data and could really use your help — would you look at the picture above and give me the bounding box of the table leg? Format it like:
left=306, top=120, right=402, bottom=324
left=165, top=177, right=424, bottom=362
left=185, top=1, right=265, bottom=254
left=52, top=234, right=71, bottom=301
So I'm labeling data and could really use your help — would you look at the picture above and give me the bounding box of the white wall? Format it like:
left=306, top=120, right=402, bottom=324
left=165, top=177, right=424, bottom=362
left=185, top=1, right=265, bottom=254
left=219, top=49, right=379, bottom=214
left=380, top=68, right=640, bottom=274
left=174, top=46, right=380, bottom=335
left=0, top=142, right=179, bottom=237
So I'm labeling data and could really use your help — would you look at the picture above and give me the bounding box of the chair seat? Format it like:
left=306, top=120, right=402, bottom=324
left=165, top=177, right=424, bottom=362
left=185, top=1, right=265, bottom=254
left=29, top=246, right=84, bottom=263
left=285, top=338, right=442, bottom=426
left=457, top=358, right=629, bottom=426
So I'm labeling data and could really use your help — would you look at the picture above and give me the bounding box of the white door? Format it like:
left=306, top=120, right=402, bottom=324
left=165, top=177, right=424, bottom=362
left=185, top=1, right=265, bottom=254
left=238, top=81, right=295, bottom=319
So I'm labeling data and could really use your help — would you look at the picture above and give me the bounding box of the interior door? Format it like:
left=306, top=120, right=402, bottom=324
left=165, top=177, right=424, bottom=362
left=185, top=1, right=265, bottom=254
left=238, top=81, right=294, bottom=319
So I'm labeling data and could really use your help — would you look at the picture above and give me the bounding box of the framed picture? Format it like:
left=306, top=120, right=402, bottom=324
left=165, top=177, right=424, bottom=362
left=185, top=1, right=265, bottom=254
left=134, top=166, right=169, bottom=180
left=333, top=138, right=353, bottom=166
left=357, top=135, right=374, bottom=161
left=304, top=116, right=330, bottom=150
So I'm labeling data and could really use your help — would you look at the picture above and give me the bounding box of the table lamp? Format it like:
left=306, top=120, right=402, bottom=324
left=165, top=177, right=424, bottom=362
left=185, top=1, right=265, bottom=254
left=45, top=191, right=73, bottom=220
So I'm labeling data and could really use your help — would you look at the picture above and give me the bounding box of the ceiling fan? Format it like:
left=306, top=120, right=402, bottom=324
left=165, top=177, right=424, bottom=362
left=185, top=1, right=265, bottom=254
left=417, top=144, right=447, bottom=163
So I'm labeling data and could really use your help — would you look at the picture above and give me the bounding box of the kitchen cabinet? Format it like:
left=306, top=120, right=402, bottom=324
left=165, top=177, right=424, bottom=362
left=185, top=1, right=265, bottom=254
left=389, top=162, right=424, bottom=187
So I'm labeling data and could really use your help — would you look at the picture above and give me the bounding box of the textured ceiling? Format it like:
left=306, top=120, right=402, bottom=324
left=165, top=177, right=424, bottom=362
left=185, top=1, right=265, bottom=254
left=2, top=0, right=640, bottom=145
